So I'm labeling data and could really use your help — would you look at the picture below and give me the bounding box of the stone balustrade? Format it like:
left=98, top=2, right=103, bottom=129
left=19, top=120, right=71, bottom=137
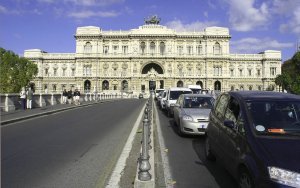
left=0, top=92, right=135, bottom=112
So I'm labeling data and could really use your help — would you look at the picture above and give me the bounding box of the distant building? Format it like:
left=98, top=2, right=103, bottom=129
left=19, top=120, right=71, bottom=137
left=24, top=17, right=281, bottom=94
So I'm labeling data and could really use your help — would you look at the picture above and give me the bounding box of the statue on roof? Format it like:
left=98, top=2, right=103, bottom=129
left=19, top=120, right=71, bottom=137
left=144, top=15, right=161, bottom=25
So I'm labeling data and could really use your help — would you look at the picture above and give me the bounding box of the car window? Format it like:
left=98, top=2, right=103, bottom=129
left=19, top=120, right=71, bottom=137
left=247, top=100, right=300, bottom=135
left=169, top=90, right=192, bottom=100
left=225, top=97, right=240, bottom=123
left=183, top=96, right=213, bottom=109
left=215, top=94, right=230, bottom=119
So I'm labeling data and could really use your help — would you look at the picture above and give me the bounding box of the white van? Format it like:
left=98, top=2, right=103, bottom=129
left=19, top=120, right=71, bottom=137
left=164, top=87, right=192, bottom=117
left=187, top=85, right=202, bottom=94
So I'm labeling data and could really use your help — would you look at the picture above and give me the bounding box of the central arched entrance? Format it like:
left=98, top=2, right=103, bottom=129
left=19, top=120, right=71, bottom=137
left=141, top=62, right=164, bottom=91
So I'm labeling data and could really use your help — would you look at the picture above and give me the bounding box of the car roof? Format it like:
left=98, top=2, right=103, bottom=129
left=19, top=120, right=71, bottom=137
left=168, top=87, right=192, bottom=91
left=182, top=94, right=213, bottom=98
left=228, top=91, right=300, bottom=101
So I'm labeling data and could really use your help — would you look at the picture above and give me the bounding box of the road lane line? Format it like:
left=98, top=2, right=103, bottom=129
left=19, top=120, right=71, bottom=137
left=105, top=103, right=146, bottom=188
left=154, top=104, right=174, bottom=188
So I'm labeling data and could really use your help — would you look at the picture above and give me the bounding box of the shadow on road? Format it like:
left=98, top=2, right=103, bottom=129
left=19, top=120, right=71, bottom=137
left=192, top=138, right=238, bottom=188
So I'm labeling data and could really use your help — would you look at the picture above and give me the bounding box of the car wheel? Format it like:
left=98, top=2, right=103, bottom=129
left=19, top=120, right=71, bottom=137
left=177, top=121, right=185, bottom=137
left=204, top=136, right=216, bottom=161
left=239, top=168, right=254, bottom=188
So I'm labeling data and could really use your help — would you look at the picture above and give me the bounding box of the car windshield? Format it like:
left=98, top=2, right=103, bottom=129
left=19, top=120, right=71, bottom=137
left=247, top=101, right=300, bottom=134
left=169, top=90, right=192, bottom=100
left=183, top=97, right=213, bottom=109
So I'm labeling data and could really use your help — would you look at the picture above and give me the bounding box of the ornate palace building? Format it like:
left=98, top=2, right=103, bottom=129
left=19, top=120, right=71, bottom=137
left=24, top=17, right=281, bottom=94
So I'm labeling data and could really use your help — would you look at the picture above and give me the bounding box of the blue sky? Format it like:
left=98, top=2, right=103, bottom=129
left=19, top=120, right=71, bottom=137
left=0, top=0, right=299, bottom=61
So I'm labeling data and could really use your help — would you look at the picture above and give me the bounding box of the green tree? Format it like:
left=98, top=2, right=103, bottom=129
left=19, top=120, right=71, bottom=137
left=0, top=48, right=38, bottom=93
left=275, top=51, right=300, bottom=94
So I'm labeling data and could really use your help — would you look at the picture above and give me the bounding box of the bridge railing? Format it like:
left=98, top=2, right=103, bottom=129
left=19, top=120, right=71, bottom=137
left=0, top=92, right=137, bottom=112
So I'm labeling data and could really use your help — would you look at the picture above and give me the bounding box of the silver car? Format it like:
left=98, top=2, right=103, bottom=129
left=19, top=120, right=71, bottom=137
left=173, top=94, right=214, bottom=136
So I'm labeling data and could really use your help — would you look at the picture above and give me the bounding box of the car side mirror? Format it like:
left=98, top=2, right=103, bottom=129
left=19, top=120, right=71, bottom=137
left=223, top=120, right=235, bottom=129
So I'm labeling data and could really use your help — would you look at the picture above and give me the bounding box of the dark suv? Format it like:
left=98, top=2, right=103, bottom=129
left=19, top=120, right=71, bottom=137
left=205, top=91, right=300, bottom=188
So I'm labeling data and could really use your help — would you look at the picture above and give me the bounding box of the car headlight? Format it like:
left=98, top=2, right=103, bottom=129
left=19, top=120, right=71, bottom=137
left=182, top=115, right=193, bottom=121
left=268, top=166, right=300, bottom=187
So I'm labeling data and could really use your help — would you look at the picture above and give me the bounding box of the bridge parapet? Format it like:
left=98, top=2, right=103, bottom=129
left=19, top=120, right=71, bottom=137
left=0, top=92, right=135, bottom=112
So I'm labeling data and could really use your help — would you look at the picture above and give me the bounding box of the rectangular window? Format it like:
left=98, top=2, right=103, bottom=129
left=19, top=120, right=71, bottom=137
left=257, top=69, right=261, bottom=76
left=122, top=46, right=128, bottom=54
left=187, top=46, right=193, bottom=55
left=270, top=67, right=276, bottom=76
left=62, top=69, right=66, bottom=76
left=248, top=69, right=252, bottom=76
left=239, top=69, right=243, bottom=77
left=230, top=69, right=234, bottom=77
left=72, top=69, right=75, bottom=76
left=53, top=68, right=57, bottom=76
left=113, top=46, right=118, bottom=55
left=177, top=46, right=183, bottom=55
left=103, top=46, right=109, bottom=54
left=196, top=45, right=202, bottom=55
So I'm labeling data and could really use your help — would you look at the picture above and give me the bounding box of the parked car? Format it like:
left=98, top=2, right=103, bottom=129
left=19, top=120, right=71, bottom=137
left=138, top=93, right=143, bottom=99
left=158, top=90, right=167, bottom=110
left=173, top=94, right=214, bottom=136
left=164, top=87, right=193, bottom=117
left=155, top=89, right=165, bottom=100
left=205, top=91, right=300, bottom=188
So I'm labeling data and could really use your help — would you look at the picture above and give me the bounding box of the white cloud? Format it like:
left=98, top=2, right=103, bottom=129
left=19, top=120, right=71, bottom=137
left=68, top=10, right=119, bottom=18
left=64, top=0, right=124, bottom=6
left=225, top=0, right=269, bottom=31
left=165, top=20, right=218, bottom=32
left=278, top=5, right=300, bottom=34
left=231, top=37, right=294, bottom=53
left=0, top=5, right=20, bottom=14
left=0, top=5, right=7, bottom=13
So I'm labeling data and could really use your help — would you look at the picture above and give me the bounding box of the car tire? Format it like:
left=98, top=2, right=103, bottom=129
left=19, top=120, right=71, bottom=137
left=177, top=121, right=185, bottom=137
left=204, top=136, right=216, bottom=161
left=238, top=168, right=254, bottom=188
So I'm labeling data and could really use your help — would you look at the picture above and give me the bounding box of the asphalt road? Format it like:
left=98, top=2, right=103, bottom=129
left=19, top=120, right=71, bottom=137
left=1, top=99, right=145, bottom=188
left=156, top=103, right=238, bottom=188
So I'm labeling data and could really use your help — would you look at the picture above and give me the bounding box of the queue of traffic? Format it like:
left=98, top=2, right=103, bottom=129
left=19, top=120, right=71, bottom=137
left=155, top=87, right=300, bottom=188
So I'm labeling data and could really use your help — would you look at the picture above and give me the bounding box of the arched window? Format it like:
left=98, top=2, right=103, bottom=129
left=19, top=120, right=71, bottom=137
left=213, top=42, right=221, bottom=55
left=231, top=86, right=235, bottom=91
left=84, top=42, right=92, bottom=53
left=122, top=80, right=128, bottom=91
left=84, top=80, right=91, bottom=93
left=140, top=42, right=146, bottom=54
left=150, top=42, right=155, bottom=55
left=160, top=42, right=165, bottom=55
left=214, top=81, right=221, bottom=91
left=102, top=80, right=109, bottom=90
left=249, top=86, right=253, bottom=90
left=177, top=80, right=183, bottom=87
left=196, top=81, right=203, bottom=88
left=258, top=86, right=262, bottom=91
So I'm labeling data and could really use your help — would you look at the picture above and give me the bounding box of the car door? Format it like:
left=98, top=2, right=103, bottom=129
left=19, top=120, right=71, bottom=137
left=208, top=93, right=230, bottom=159
left=219, top=96, right=245, bottom=175
left=173, top=95, right=183, bottom=125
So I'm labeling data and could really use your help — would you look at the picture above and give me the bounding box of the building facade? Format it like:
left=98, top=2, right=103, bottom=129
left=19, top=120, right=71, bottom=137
left=24, top=18, right=282, bottom=94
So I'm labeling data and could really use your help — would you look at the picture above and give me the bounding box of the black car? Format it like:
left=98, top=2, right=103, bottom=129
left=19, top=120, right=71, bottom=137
left=139, top=93, right=143, bottom=99
left=205, top=91, right=300, bottom=188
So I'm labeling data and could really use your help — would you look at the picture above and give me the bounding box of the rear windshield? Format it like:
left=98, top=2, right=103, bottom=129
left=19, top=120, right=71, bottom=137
left=184, top=96, right=213, bottom=109
left=169, top=90, right=192, bottom=100
left=247, top=101, right=300, bottom=134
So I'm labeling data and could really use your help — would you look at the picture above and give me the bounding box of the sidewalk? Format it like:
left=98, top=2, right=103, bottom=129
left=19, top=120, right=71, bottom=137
left=0, top=100, right=111, bottom=126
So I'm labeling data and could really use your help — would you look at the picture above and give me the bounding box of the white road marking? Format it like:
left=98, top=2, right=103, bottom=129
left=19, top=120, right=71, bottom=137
left=105, top=104, right=146, bottom=188
left=154, top=104, right=174, bottom=188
